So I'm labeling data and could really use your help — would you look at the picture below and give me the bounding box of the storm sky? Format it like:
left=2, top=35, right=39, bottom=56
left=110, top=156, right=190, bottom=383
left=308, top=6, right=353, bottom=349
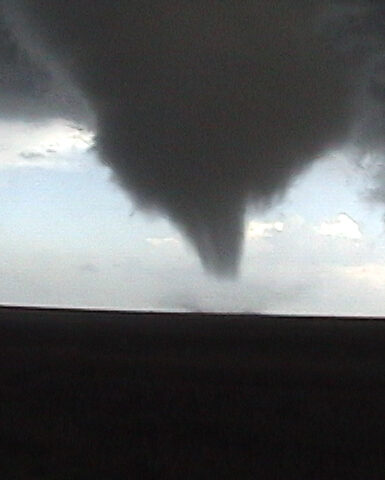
left=1, top=1, right=385, bottom=276
left=1, top=1, right=385, bottom=313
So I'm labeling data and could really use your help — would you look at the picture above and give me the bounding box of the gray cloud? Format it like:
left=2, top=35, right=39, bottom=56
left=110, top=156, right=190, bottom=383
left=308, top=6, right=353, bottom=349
left=79, top=263, right=99, bottom=274
left=0, top=9, right=90, bottom=123
left=19, top=151, right=45, bottom=160
left=1, top=1, right=385, bottom=275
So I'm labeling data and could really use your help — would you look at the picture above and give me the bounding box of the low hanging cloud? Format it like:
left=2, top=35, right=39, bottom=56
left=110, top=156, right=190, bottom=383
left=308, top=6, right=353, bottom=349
left=1, top=1, right=385, bottom=275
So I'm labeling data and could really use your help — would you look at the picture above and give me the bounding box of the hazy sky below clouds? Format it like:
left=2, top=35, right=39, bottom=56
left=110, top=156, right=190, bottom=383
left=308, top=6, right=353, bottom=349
left=1, top=119, right=385, bottom=315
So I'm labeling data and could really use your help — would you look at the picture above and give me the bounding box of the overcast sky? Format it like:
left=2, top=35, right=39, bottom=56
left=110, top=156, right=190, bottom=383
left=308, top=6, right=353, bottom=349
left=1, top=119, right=385, bottom=315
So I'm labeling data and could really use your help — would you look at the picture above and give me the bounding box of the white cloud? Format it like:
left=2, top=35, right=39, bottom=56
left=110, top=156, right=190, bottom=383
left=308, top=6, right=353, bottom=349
left=316, top=213, right=362, bottom=240
left=0, top=120, right=95, bottom=169
left=246, top=220, right=284, bottom=240
left=146, top=237, right=180, bottom=247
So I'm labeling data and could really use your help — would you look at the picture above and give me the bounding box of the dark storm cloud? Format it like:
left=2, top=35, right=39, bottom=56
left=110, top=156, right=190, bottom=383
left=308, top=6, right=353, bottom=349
left=1, top=0, right=385, bottom=275
left=0, top=6, right=90, bottom=122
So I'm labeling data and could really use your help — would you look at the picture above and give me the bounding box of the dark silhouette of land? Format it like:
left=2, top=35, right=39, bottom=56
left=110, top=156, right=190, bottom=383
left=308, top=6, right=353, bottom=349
left=1, top=306, right=385, bottom=478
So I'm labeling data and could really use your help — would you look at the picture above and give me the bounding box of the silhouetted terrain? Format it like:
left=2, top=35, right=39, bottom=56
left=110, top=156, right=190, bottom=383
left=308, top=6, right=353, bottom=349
left=1, top=306, right=385, bottom=478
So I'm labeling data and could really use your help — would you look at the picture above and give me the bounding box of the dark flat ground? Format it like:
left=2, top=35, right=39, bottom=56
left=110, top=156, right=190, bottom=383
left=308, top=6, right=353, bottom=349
left=1, top=307, right=385, bottom=478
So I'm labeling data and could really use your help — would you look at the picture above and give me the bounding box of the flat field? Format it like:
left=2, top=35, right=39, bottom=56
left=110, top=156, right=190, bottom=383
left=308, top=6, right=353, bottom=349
left=1, top=307, right=385, bottom=478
